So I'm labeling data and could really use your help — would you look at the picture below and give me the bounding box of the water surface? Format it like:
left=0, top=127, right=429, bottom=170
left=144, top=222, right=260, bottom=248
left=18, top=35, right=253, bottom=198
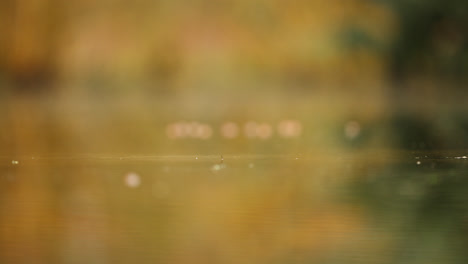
left=1, top=153, right=468, bottom=264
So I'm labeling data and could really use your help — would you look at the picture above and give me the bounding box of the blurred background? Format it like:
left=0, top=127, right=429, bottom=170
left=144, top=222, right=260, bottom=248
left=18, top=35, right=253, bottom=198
left=0, top=0, right=468, bottom=154
left=1, top=0, right=468, bottom=263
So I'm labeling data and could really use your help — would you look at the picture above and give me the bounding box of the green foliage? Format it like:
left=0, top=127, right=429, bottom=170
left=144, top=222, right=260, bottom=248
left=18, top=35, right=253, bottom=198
left=385, top=0, right=468, bottom=82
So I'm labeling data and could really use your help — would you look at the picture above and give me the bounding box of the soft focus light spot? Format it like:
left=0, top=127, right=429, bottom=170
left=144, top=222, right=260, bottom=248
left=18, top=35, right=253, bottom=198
left=175, top=122, right=189, bottom=138
left=278, top=120, right=302, bottom=138
left=125, top=172, right=141, bottom=188
left=248, top=163, right=254, bottom=168
left=256, top=123, right=273, bottom=140
left=165, top=123, right=176, bottom=139
left=211, top=163, right=226, bottom=171
left=344, top=121, right=361, bottom=140
left=244, top=121, right=258, bottom=138
left=221, top=122, right=239, bottom=139
left=11, top=160, right=19, bottom=165
left=166, top=122, right=185, bottom=139
left=166, top=121, right=212, bottom=139
left=181, top=122, right=194, bottom=137
left=198, top=124, right=213, bottom=139
left=190, top=122, right=208, bottom=138
left=244, top=121, right=272, bottom=139
left=186, top=122, right=198, bottom=138
left=416, top=161, right=421, bottom=165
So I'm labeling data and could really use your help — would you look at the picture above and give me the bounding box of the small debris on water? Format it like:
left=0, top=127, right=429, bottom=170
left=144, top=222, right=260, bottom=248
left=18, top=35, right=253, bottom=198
left=125, top=172, right=141, bottom=188
left=11, top=160, right=19, bottom=165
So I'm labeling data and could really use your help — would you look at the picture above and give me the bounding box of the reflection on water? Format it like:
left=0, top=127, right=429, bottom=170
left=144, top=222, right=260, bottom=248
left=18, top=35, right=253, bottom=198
left=1, top=0, right=467, bottom=261
left=1, top=96, right=468, bottom=263
left=1, top=153, right=468, bottom=263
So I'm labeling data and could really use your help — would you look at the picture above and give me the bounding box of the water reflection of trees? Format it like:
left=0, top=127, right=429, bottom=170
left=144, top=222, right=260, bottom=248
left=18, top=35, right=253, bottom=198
left=352, top=157, right=468, bottom=263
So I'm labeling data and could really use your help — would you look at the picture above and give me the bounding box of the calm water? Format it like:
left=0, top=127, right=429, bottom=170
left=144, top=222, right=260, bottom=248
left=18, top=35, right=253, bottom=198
left=1, top=96, right=468, bottom=263
left=1, top=153, right=468, bottom=264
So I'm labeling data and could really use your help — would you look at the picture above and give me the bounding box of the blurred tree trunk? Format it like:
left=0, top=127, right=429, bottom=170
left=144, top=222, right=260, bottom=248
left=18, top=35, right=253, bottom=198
left=387, top=0, right=468, bottom=103
left=0, top=0, right=64, bottom=94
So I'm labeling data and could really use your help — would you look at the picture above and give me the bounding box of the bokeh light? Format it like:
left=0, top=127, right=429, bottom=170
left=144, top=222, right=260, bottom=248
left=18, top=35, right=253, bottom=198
left=124, top=172, right=141, bottom=188
left=256, top=123, right=273, bottom=140
left=220, top=122, right=240, bottom=139
left=277, top=120, right=303, bottom=138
